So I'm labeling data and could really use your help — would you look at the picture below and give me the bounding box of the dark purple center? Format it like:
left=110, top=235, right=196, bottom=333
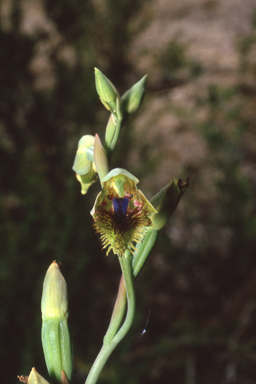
left=113, top=197, right=129, bottom=218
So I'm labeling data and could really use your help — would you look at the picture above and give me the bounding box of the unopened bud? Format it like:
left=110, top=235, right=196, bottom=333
left=104, top=96, right=123, bottom=154
left=151, top=176, right=190, bottom=230
left=105, top=114, right=119, bottom=154
left=41, top=262, right=72, bottom=383
left=121, top=75, right=147, bottom=116
left=94, top=134, right=109, bottom=184
left=94, top=68, right=121, bottom=114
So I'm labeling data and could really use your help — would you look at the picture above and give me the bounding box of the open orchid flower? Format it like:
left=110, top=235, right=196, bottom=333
left=90, top=168, right=157, bottom=256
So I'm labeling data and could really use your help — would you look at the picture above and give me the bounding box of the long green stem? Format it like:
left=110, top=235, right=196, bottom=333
left=103, top=274, right=126, bottom=344
left=85, top=254, right=135, bottom=384
left=103, top=230, right=158, bottom=346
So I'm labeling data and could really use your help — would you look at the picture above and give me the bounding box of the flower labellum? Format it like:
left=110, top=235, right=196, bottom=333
left=91, top=168, right=157, bottom=256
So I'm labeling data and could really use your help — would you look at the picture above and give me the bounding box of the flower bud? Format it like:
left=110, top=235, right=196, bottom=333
left=151, top=176, right=190, bottom=230
left=105, top=114, right=119, bottom=154
left=104, top=95, right=123, bottom=155
left=27, top=368, right=50, bottom=384
left=94, top=68, right=121, bottom=115
left=121, top=75, right=147, bottom=116
left=72, top=135, right=97, bottom=194
left=93, top=134, right=109, bottom=184
left=41, top=262, right=72, bottom=383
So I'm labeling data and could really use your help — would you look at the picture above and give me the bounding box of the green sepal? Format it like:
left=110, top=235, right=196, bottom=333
left=42, top=319, right=62, bottom=382
left=101, top=168, right=139, bottom=185
left=42, top=318, right=72, bottom=383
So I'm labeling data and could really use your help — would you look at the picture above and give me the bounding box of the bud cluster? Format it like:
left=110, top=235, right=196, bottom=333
left=73, top=68, right=147, bottom=193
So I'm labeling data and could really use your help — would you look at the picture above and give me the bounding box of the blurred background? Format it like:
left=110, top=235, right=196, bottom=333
left=1, top=0, right=256, bottom=383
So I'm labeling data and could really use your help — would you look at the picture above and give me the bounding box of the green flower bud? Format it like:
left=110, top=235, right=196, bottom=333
left=151, top=176, right=190, bottom=230
left=26, top=368, right=50, bottom=384
left=94, top=68, right=121, bottom=114
left=73, top=135, right=97, bottom=195
left=121, top=75, right=147, bottom=116
left=94, top=134, right=109, bottom=184
left=41, top=262, right=72, bottom=383
left=91, top=168, right=157, bottom=256
left=104, top=96, right=123, bottom=155
left=105, top=114, right=119, bottom=154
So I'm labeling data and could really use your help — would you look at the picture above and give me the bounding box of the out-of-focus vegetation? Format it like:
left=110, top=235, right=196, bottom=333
left=1, top=1, right=256, bottom=383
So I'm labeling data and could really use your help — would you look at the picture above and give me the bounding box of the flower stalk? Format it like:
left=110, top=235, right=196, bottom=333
left=85, top=253, right=135, bottom=384
left=103, top=274, right=127, bottom=344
